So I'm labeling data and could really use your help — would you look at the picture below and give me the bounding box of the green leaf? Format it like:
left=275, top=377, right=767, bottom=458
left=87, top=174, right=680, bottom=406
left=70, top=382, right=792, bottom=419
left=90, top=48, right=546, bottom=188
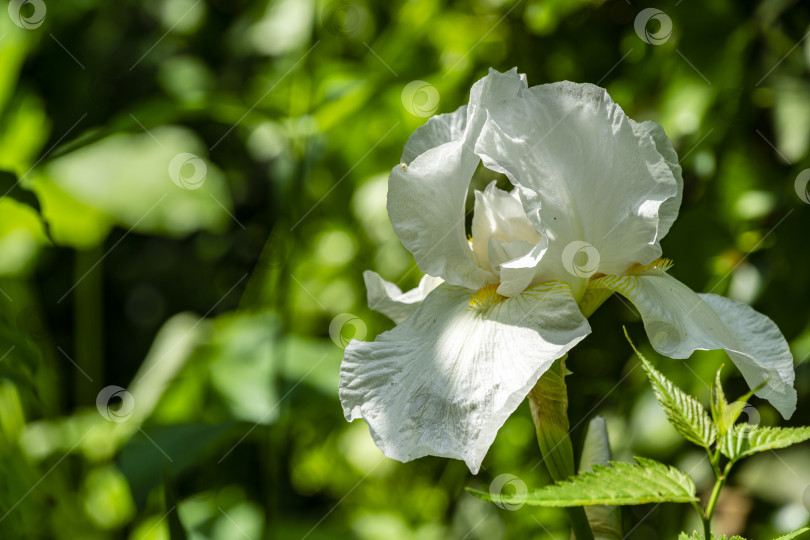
left=773, top=527, right=810, bottom=540
left=467, top=458, right=698, bottom=507
left=0, top=169, right=53, bottom=245
left=720, top=425, right=810, bottom=461
left=0, top=170, right=40, bottom=212
left=719, top=386, right=769, bottom=439
left=579, top=417, right=622, bottom=539
left=711, top=366, right=730, bottom=436
left=625, top=329, right=716, bottom=449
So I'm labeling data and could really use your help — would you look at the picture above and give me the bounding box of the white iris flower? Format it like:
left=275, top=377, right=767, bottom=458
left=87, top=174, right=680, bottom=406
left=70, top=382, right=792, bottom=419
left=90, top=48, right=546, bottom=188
left=339, top=68, right=796, bottom=474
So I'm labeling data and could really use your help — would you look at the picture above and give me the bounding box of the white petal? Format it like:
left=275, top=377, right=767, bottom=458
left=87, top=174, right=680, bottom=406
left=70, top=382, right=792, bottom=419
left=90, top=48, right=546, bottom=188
left=635, top=120, right=683, bottom=241
left=388, top=69, right=528, bottom=289
left=340, top=281, right=590, bottom=473
left=364, top=270, right=443, bottom=324
left=471, top=181, right=543, bottom=273
left=590, top=272, right=797, bottom=418
left=697, top=294, right=796, bottom=418
left=468, top=181, right=547, bottom=297
left=401, top=68, right=528, bottom=166
left=476, top=82, right=681, bottom=282
left=401, top=105, right=468, bottom=165
left=497, top=241, right=548, bottom=297
left=388, top=142, right=492, bottom=289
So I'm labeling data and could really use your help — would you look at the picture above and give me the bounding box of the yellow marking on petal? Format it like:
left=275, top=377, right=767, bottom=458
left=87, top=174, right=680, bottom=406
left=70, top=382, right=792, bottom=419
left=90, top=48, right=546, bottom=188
left=400, top=163, right=407, bottom=170
left=627, top=257, right=674, bottom=276
left=588, top=274, right=640, bottom=297
left=578, top=287, right=612, bottom=318
left=468, top=283, right=505, bottom=310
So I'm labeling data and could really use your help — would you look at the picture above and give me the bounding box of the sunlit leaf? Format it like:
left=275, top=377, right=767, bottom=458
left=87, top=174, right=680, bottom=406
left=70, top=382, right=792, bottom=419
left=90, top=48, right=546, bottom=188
left=626, top=329, right=716, bottom=449
left=772, top=527, right=810, bottom=540
left=33, top=127, right=232, bottom=248
left=720, top=425, right=810, bottom=462
left=468, top=458, right=698, bottom=507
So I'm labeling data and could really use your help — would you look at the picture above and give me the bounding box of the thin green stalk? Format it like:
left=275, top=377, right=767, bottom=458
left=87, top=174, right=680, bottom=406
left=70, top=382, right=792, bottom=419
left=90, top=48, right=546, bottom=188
left=528, top=357, right=594, bottom=540
left=700, top=451, right=733, bottom=539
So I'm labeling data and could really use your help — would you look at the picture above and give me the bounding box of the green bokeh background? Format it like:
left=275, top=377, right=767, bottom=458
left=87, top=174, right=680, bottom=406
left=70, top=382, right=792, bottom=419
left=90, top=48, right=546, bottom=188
left=0, top=0, right=809, bottom=538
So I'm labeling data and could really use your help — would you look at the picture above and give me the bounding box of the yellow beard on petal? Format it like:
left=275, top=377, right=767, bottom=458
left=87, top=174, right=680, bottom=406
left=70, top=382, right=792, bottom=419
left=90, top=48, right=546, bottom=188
left=468, top=283, right=505, bottom=310
left=626, top=257, right=674, bottom=276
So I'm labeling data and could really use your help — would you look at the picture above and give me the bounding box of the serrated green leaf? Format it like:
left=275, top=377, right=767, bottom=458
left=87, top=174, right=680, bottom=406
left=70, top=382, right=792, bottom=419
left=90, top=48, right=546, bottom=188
left=773, top=527, right=810, bottom=540
left=720, top=425, right=810, bottom=461
left=467, top=458, right=698, bottom=507
left=579, top=416, right=622, bottom=539
left=711, top=365, right=730, bottom=436
left=625, top=329, right=716, bottom=449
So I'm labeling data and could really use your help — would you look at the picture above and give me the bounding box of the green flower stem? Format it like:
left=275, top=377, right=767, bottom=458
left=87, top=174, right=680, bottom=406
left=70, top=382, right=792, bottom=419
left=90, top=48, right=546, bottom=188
left=528, top=356, right=594, bottom=540
left=701, top=451, right=733, bottom=538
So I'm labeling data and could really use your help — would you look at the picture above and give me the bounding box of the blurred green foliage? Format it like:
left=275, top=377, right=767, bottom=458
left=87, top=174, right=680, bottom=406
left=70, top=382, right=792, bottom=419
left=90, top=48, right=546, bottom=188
left=0, top=0, right=808, bottom=538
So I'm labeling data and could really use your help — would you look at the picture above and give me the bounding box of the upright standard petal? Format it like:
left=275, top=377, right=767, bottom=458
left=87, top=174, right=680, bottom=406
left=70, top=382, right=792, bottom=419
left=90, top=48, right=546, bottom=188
left=388, top=142, right=492, bottom=290
left=476, top=82, right=682, bottom=289
left=401, top=106, right=468, bottom=165
left=589, top=272, right=797, bottom=418
left=470, top=182, right=543, bottom=266
left=468, top=182, right=547, bottom=297
left=340, top=281, right=591, bottom=473
left=387, top=69, right=528, bottom=290
left=364, top=270, right=443, bottom=324
left=634, top=120, right=683, bottom=241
